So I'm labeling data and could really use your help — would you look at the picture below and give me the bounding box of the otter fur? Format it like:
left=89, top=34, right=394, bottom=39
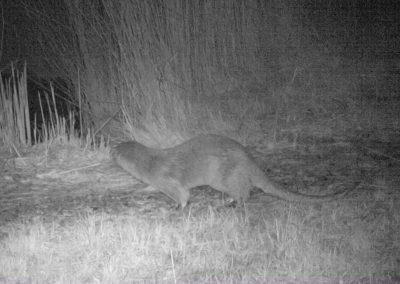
left=111, top=134, right=351, bottom=208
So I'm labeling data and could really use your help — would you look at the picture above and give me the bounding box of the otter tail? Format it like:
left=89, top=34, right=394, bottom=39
left=251, top=167, right=355, bottom=202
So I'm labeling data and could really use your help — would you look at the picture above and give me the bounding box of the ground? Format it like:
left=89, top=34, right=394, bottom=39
left=0, top=133, right=399, bottom=282
left=1, top=134, right=398, bottom=220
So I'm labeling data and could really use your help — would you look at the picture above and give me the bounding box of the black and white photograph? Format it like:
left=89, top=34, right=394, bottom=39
left=0, top=0, right=399, bottom=283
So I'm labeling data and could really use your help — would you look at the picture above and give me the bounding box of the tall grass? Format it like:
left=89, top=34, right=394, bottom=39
left=20, top=0, right=400, bottom=145
left=21, top=1, right=308, bottom=143
left=0, top=64, right=31, bottom=149
left=35, top=88, right=77, bottom=146
left=0, top=64, right=87, bottom=151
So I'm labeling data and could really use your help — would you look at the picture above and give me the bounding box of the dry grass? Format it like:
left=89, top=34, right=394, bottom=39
left=0, top=195, right=398, bottom=283
left=0, top=107, right=398, bottom=282
left=0, top=64, right=31, bottom=149
left=21, top=0, right=400, bottom=147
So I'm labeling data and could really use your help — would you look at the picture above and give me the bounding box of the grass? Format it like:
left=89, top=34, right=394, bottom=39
left=0, top=63, right=31, bottom=149
left=0, top=63, right=399, bottom=282
left=1, top=94, right=397, bottom=282
left=1, top=195, right=397, bottom=283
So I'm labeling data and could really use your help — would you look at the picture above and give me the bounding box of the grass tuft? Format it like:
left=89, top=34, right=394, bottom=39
left=0, top=63, right=31, bottom=148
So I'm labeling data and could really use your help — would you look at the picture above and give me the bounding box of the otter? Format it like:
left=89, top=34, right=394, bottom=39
left=111, top=134, right=352, bottom=208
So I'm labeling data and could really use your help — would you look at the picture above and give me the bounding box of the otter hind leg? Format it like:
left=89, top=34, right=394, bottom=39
left=153, top=179, right=190, bottom=208
left=212, top=174, right=252, bottom=206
